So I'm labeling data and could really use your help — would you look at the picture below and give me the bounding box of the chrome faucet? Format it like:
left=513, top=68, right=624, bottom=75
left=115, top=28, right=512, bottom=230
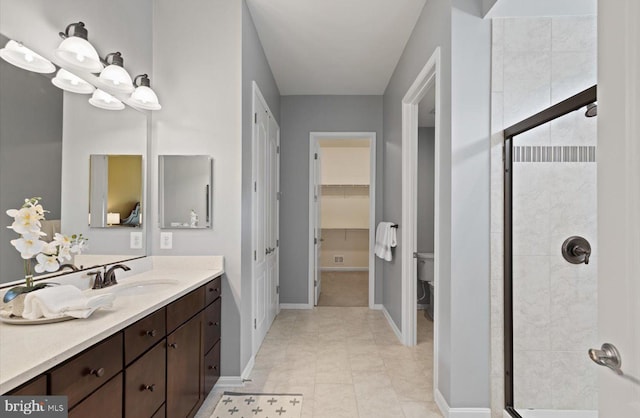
left=104, top=264, right=131, bottom=287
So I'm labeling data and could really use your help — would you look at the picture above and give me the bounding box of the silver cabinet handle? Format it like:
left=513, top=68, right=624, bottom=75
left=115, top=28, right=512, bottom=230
left=588, top=343, right=622, bottom=373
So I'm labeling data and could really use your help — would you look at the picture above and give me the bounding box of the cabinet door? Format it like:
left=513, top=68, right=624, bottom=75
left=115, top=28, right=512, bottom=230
left=203, top=298, right=221, bottom=353
left=125, top=341, right=166, bottom=418
left=124, top=308, right=166, bottom=365
left=8, top=375, right=47, bottom=396
left=166, top=287, right=204, bottom=334
left=205, top=277, right=221, bottom=307
left=204, top=340, right=220, bottom=394
left=166, top=312, right=203, bottom=418
left=68, top=373, right=123, bottom=418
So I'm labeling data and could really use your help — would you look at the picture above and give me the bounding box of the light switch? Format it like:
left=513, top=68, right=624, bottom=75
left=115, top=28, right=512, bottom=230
left=130, top=231, right=143, bottom=249
left=160, top=232, right=173, bottom=249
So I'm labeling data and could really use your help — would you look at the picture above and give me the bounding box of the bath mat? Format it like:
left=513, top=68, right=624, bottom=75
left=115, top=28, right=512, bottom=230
left=211, top=392, right=303, bottom=418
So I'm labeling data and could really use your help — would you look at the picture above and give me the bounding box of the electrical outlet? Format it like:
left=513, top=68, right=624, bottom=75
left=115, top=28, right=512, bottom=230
left=334, top=255, right=344, bottom=263
left=160, top=232, right=173, bottom=249
left=130, top=231, right=143, bottom=249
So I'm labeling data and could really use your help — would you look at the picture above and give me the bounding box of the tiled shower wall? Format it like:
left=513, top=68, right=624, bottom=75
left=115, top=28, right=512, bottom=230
left=490, top=16, right=597, bottom=415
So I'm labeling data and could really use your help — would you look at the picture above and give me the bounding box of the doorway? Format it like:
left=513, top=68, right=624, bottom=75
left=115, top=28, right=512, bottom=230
left=309, top=132, right=377, bottom=308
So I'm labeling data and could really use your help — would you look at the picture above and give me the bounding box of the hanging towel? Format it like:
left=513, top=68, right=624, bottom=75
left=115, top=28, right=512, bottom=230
left=375, top=222, right=397, bottom=261
left=21, top=285, right=115, bottom=320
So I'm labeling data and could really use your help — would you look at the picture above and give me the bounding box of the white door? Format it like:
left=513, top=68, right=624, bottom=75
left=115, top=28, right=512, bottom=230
left=313, top=142, right=322, bottom=305
left=597, top=1, right=640, bottom=416
left=252, top=84, right=279, bottom=354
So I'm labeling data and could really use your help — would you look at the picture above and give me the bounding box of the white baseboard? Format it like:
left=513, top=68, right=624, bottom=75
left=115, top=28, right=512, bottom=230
left=215, top=376, right=244, bottom=388
left=435, top=389, right=492, bottom=418
left=279, top=303, right=313, bottom=310
left=371, top=303, right=383, bottom=310
left=320, top=267, right=368, bottom=272
left=241, top=355, right=255, bottom=380
left=381, top=305, right=403, bottom=343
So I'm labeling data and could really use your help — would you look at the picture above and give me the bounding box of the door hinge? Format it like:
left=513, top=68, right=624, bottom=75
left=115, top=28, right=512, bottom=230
left=276, top=285, right=279, bottom=294
left=277, top=191, right=281, bottom=200
left=254, top=113, right=257, bottom=124
left=254, top=181, right=257, bottom=192
left=276, top=239, right=279, bottom=247
left=314, top=237, right=317, bottom=245
left=254, top=319, right=257, bottom=329
left=277, top=146, right=280, bottom=154
left=254, top=250, right=257, bottom=261
left=314, top=280, right=318, bottom=287
left=314, top=153, right=318, bottom=160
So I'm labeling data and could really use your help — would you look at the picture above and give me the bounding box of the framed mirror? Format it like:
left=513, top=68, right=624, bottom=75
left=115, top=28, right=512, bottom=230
left=89, top=154, right=143, bottom=228
left=159, top=155, right=213, bottom=229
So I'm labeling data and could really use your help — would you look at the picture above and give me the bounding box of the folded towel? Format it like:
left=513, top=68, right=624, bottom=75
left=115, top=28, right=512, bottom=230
left=21, top=285, right=114, bottom=320
left=374, top=222, right=397, bottom=261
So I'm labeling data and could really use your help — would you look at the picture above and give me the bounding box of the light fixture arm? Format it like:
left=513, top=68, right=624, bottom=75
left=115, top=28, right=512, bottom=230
left=59, top=21, right=89, bottom=40
left=133, top=74, right=151, bottom=88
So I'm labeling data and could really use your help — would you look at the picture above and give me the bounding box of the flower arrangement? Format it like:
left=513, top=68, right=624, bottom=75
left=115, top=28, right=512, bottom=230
left=4, top=197, right=87, bottom=302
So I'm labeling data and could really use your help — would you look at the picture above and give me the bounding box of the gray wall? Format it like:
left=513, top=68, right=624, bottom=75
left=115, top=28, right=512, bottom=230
left=417, top=127, right=435, bottom=253
left=0, top=34, right=62, bottom=282
left=241, top=0, right=281, bottom=367
left=279, top=95, right=383, bottom=304
left=382, top=0, right=491, bottom=408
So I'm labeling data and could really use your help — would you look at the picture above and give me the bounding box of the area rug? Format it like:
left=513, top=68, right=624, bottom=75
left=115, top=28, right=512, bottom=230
left=211, top=392, right=303, bottom=418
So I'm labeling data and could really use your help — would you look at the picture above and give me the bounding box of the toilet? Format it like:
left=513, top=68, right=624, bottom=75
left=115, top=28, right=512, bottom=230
left=416, top=253, right=434, bottom=320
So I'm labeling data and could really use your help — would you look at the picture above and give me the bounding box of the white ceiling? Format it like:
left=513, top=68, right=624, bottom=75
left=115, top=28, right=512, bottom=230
left=246, top=0, right=427, bottom=95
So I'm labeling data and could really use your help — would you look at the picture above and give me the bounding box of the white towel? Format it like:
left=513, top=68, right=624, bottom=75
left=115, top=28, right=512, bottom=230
left=374, top=222, right=397, bottom=261
left=22, top=285, right=114, bottom=320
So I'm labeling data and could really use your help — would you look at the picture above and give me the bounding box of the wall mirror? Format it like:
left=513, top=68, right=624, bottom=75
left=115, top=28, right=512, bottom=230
left=159, top=155, right=213, bottom=229
left=89, top=155, right=143, bottom=228
left=0, top=34, right=148, bottom=285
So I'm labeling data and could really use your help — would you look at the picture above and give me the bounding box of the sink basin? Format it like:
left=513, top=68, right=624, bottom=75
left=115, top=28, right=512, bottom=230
left=97, top=279, right=179, bottom=296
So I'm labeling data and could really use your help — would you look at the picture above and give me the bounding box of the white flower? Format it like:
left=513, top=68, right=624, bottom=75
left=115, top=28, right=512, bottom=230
left=42, top=241, right=58, bottom=255
left=70, top=239, right=87, bottom=254
left=8, top=206, right=43, bottom=235
left=10, top=233, right=45, bottom=259
left=57, top=245, right=72, bottom=262
left=34, top=253, right=60, bottom=273
left=53, top=233, right=72, bottom=247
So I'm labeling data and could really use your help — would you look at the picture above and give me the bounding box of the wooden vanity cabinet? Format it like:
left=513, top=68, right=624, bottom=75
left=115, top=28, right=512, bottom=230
left=68, top=373, right=123, bottom=418
left=125, top=340, right=166, bottom=418
left=7, top=375, right=47, bottom=396
left=203, top=277, right=222, bottom=393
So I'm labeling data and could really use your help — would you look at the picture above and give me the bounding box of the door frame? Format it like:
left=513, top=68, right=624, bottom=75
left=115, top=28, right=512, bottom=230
left=251, top=81, right=279, bottom=357
left=308, top=132, right=377, bottom=308
left=400, top=48, right=441, bottom=383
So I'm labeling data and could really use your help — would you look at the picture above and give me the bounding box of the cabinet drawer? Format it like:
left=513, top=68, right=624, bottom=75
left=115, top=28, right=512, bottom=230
left=124, top=307, right=166, bottom=365
left=69, top=372, right=123, bottom=418
left=8, top=375, right=47, bottom=396
left=125, top=340, right=166, bottom=418
left=203, top=298, right=221, bottom=353
left=151, top=404, right=165, bottom=418
left=167, top=286, right=204, bottom=333
left=51, top=333, right=123, bottom=408
left=204, top=277, right=221, bottom=306
left=204, top=340, right=221, bottom=394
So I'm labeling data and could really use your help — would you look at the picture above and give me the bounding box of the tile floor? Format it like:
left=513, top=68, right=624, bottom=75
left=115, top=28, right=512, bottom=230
left=195, top=307, right=443, bottom=418
left=317, top=272, right=368, bottom=307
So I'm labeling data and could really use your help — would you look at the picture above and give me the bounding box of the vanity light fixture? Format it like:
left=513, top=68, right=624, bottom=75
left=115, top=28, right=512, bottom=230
left=52, top=68, right=96, bottom=94
left=0, top=39, right=55, bottom=73
left=130, top=74, right=162, bottom=110
left=55, top=22, right=103, bottom=73
left=89, top=88, right=124, bottom=110
left=97, top=52, right=134, bottom=94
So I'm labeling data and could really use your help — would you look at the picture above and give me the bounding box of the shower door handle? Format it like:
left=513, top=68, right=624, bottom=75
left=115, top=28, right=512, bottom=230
left=588, top=343, right=622, bottom=373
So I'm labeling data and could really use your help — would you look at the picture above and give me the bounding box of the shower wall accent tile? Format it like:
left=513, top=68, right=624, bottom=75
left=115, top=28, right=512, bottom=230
left=513, top=350, right=553, bottom=409
left=504, top=18, right=551, bottom=52
left=550, top=351, right=598, bottom=410
left=513, top=146, right=596, bottom=162
left=551, top=16, right=598, bottom=52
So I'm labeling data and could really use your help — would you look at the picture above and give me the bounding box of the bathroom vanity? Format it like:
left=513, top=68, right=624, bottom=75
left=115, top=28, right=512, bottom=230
left=0, top=258, right=223, bottom=418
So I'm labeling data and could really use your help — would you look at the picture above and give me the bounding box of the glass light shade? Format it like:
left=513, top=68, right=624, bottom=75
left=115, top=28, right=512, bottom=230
left=55, top=37, right=103, bottom=73
left=98, top=64, right=134, bottom=93
left=89, top=89, right=124, bottom=110
left=0, top=40, right=55, bottom=73
left=52, top=68, right=95, bottom=94
left=131, top=85, right=161, bottom=110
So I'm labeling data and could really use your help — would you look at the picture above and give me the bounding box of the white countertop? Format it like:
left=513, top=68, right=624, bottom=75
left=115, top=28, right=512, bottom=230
left=0, top=256, right=224, bottom=394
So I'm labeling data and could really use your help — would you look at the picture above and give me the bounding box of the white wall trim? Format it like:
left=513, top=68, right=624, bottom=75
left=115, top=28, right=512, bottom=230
left=382, top=305, right=403, bottom=343
left=280, top=303, right=313, bottom=310
left=371, top=303, right=383, bottom=310
left=320, top=267, right=368, bottom=272
left=435, top=389, right=492, bottom=418
left=401, top=47, right=442, bottom=396
left=215, top=376, right=245, bottom=388
left=308, top=132, right=377, bottom=309
left=241, top=355, right=255, bottom=380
